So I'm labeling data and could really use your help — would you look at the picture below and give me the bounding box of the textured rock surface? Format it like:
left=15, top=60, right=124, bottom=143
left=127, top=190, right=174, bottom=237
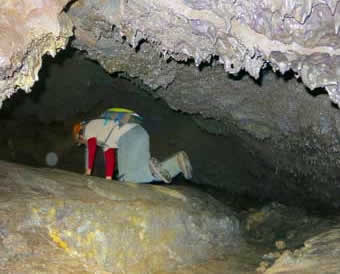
left=2, top=1, right=340, bottom=103
left=0, top=160, right=242, bottom=273
left=68, top=0, right=179, bottom=90
left=241, top=202, right=340, bottom=273
left=243, top=202, right=337, bottom=249
left=69, top=0, right=340, bottom=104
left=161, top=65, right=340, bottom=208
left=264, top=226, right=340, bottom=274
left=0, top=0, right=73, bottom=107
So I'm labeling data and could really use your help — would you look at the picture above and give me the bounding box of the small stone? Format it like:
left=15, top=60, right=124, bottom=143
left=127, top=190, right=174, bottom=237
left=256, top=261, right=269, bottom=273
left=275, top=240, right=286, bottom=250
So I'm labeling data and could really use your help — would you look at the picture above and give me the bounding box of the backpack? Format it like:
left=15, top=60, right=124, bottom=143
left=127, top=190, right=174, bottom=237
left=99, top=108, right=143, bottom=127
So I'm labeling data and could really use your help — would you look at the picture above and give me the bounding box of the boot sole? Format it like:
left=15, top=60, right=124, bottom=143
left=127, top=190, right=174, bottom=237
left=177, top=151, right=192, bottom=179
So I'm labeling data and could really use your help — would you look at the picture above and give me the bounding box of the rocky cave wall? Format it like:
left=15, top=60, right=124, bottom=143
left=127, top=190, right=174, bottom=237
left=2, top=0, right=340, bottom=209
left=68, top=0, right=340, bottom=102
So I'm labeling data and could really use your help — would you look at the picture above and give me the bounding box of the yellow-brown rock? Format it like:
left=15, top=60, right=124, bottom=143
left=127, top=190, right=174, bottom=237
left=0, top=160, right=241, bottom=273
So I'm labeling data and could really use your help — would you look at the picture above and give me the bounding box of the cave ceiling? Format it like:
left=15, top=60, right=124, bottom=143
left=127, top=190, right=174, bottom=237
left=1, top=0, right=340, bottom=106
left=68, top=0, right=340, bottom=102
left=1, top=0, right=340, bottom=107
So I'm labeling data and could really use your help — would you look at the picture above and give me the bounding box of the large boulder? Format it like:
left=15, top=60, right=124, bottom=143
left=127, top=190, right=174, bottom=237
left=0, top=160, right=241, bottom=273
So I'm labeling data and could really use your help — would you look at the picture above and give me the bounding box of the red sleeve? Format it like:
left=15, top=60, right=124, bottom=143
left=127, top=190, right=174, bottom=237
left=87, top=137, right=97, bottom=169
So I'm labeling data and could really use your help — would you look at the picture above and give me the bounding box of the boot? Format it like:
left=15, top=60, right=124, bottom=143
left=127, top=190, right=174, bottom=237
left=149, top=157, right=172, bottom=183
left=160, top=151, right=193, bottom=180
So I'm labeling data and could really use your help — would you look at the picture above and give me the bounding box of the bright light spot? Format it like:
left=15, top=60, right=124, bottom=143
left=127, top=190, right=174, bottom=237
left=46, top=152, right=58, bottom=167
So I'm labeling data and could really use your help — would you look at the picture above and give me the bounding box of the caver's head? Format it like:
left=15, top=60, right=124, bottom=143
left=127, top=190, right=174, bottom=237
left=72, top=122, right=85, bottom=145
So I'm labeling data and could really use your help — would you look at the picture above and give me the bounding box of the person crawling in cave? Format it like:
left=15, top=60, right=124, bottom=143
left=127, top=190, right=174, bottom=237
left=72, top=108, right=192, bottom=183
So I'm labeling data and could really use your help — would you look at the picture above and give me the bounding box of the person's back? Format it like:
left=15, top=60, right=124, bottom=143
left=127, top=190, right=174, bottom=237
left=84, top=119, right=137, bottom=150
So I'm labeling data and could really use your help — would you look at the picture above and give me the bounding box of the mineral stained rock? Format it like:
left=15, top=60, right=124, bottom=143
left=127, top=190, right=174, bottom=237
left=68, top=0, right=340, bottom=105
left=0, top=0, right=73, bottom=108
left=0, top=160, right=241, bottom=273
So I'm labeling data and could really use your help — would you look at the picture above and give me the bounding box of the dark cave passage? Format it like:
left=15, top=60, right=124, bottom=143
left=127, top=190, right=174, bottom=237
left=2, top=47, right=340, bottom=274
left=0, top=47, right=339, bottom=217
left=0, top=48, right=262, bottom=209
